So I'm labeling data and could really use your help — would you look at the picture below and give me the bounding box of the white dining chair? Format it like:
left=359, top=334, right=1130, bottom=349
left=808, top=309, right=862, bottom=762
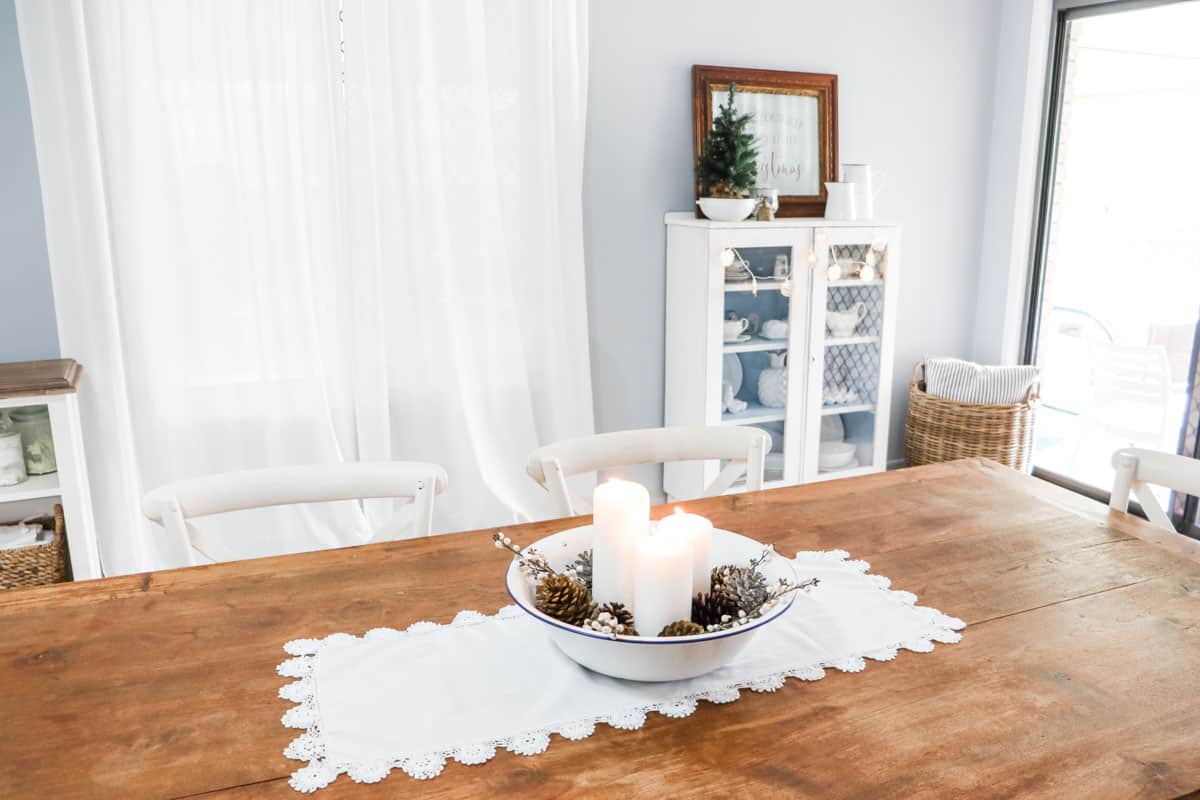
left=526, top=426, right=770, bottom=517
left=1109, top=448, right=1200, bottom=532
left=142, top=461, right=449, bottom=565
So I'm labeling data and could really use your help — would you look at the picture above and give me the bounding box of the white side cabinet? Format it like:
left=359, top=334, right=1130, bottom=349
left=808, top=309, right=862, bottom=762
left=663, top=213, right=900, bottom=502
left=0, top=360, right=101, bottom=580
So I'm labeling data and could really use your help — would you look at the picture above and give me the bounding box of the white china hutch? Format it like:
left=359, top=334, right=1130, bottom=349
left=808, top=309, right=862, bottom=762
left=0, top=359, right=100, bottom=579
left=663, top=212, right=900, bottom=501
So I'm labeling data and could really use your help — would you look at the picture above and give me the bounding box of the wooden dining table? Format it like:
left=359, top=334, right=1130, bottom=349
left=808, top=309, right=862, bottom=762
left=4, top=458, right=1200, bottom=799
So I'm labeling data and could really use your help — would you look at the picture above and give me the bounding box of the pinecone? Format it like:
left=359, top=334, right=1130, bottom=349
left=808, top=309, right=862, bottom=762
left=585, top=602, right=638, bottom=636
left=691, top=589, right=739, bottom=629
left=535, top=574, right=594, bottom=627
left=659, top=620, right=705, bottom=637
left=566, top=549, right=592, bottom=590
left=711, top=564, right=768, bottom=610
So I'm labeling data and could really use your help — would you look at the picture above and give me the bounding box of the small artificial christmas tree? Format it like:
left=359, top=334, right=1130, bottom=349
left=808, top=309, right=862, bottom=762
left=696, top=84, right=759, bottom=198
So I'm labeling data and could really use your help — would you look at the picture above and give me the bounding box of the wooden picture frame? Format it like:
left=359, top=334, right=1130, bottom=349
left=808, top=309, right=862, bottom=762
left=692, top=65, right=838, bottom=217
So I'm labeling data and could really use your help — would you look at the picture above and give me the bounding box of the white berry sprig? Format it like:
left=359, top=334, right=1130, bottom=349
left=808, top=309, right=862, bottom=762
left=491, top=531, right=557, bottom=579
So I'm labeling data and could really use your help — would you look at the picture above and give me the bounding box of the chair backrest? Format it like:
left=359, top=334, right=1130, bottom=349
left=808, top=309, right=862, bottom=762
left=142, top=461, right=448, bottom=565
left=1109, top=448, right=1200, bottom=532
left=526, top=426, right=770, bottom=516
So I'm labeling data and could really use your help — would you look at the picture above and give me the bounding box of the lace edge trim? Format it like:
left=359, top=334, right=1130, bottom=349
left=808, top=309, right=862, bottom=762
left=278, top=550, right=966, bottom=792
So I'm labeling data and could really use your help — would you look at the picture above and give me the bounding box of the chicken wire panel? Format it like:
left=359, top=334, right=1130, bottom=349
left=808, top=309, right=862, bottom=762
left=822, top=342, right=881, bottom=407
left=830, top=243, right=890, bottom=276
left=831, top=243, right=871, bottom=262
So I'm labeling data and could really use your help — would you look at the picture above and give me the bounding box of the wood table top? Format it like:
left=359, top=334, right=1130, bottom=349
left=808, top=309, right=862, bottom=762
left=3, top=459, right=1200, bottom=799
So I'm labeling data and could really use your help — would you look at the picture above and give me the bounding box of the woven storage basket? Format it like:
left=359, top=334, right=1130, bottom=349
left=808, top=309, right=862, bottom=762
left=0, top=504, right=68, bottom=590
left=904, top=362, right=1039, bottom=471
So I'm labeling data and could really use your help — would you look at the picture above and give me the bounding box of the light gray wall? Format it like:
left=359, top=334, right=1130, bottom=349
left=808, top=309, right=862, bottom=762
left=972, top=0, right=1053, bottom=365
left=584, top=0, right=1002, bottom=492
left=0, top=0, right=57, bottom=363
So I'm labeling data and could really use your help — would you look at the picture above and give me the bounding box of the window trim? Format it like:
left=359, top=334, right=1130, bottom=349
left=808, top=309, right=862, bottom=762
left=1019, top=7, right=1070, bottom=368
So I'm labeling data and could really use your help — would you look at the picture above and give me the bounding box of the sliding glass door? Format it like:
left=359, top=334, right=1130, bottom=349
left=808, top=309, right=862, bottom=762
left=1025, top=0, right=1200, bottom=530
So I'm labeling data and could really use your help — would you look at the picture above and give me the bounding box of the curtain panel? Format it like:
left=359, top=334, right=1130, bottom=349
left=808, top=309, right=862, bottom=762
left=15, top=0, right=593, bottom=574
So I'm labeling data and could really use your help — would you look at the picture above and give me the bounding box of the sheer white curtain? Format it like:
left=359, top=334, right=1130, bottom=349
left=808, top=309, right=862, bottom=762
left=16, top=0, right=593, bottom=575
left=338, top=0, right=594, bottom=535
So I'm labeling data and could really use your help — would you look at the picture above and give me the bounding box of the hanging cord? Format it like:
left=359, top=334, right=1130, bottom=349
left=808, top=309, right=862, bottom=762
left=729, top=248, right=758, bottom=296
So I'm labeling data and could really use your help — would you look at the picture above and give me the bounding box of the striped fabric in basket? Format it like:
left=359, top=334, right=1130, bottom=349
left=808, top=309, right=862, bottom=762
left=924, top=357, right=1039, bottom=405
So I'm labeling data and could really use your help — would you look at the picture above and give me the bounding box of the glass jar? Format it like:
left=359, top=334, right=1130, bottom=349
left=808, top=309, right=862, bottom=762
left=0, top=413, right=27, bottom=487
left=10, top=406, right=56, bottom=475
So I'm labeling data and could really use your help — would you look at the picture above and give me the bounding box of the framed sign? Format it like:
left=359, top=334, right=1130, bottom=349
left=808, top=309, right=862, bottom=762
left=692, top=65, right=838, bottom=217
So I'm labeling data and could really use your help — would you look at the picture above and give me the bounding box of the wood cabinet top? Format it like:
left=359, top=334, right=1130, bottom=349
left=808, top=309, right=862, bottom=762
left=0, top=359, right=81, bottom=400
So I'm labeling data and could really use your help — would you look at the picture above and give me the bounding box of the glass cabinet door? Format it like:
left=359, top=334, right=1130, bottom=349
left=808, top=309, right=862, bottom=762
left=710, top=232, right=811, bottom=488
left=804, top=229, right=895, bottom=481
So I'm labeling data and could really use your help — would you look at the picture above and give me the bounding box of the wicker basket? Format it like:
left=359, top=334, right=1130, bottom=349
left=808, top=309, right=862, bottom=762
left=904, top=362, right=1039, bottom=471
left=0, top=504, right=69, bottom=590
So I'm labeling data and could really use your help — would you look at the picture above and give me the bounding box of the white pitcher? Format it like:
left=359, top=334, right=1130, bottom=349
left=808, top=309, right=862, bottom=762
left=824, top=182, right=857, bottom=221
left=826, top=302, right=868, bottom=337
left=841, top=164, right=882, bottom=220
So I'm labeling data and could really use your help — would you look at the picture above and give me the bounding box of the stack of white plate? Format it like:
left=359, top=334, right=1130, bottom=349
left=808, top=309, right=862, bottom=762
left=818, top=441, right=858, bottom=471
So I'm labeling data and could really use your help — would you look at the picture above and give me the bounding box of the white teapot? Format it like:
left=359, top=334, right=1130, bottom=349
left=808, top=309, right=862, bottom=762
left=826, top=302, right=867, bottom=337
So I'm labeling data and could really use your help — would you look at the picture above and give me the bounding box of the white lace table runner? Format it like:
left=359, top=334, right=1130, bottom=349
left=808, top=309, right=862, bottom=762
left=277, top=550, right=965, bottom=793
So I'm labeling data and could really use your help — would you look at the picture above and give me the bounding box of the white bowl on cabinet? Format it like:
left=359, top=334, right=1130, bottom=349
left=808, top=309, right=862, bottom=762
left=696, top=198, right=757, bottom=222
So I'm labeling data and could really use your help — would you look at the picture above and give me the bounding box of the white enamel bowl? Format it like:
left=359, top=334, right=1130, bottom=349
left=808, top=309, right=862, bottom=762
left=696, top=197, right=757, bottom=222
left=505, top=525, right=797, bottom=682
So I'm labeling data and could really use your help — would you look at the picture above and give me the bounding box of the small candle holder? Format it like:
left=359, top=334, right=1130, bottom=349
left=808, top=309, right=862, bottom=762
left=493, top=525, right=817, bottom=682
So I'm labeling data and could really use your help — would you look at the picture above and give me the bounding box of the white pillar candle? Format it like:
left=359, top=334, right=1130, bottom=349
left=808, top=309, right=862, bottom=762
left=591, top=478, right=649, bottom=610
left=656, top=507, right=714, bottom=596
left=634, top=523, right=695, bottom=637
